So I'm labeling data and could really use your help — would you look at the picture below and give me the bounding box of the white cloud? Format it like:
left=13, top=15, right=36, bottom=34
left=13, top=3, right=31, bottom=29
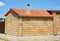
left=0, top=2, right=5, bottom=7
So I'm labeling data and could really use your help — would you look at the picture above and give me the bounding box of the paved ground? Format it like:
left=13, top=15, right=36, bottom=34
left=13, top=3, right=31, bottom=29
left=0, top=33, right=60, bottom=41
left=0, top=34, right=19, bottom=41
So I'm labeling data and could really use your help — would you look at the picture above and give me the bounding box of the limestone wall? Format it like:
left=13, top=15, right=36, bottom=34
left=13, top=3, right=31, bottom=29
left=22, top=17, right=53, bottom=36
left=5, top=12, right=22, bottom=36
left=54, top=13, right=60, bottom=35
left=5, top=12, right=55, bottom=36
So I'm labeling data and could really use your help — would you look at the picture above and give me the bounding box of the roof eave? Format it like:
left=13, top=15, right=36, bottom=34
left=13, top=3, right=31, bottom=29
left=20, top=16, right=53, bottom=18
left=48, top=10, right=60, bottom=13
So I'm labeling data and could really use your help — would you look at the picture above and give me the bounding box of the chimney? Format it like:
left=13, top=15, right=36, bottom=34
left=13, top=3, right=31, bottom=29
left=26, top=4, right=30, bottom=14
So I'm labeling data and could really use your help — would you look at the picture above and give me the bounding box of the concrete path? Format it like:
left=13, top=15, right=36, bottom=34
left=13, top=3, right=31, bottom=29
left=0, top=33, right=60, bottom=41
left=0, top=34, right=19, bottom=41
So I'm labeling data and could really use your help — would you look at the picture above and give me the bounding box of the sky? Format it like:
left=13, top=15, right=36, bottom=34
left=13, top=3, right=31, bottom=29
left=0, top=0, right=60, bottom=18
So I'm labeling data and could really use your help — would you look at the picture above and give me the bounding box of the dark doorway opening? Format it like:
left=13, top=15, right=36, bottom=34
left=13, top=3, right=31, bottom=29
left=0, top=22, right=5, bottom=34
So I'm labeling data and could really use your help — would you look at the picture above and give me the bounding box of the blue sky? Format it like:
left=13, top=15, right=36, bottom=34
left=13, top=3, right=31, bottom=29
left=0, top=0, right=60, bottom=18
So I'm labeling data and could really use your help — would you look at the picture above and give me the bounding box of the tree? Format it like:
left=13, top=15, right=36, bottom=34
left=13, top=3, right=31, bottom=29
left=0, top=18, right=5, bottom=22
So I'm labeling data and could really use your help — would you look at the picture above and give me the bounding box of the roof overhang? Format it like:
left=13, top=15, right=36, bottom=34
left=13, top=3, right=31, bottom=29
left=48, top=10, right=60, bottom=13
left=5, top=8, right=53, bottom=18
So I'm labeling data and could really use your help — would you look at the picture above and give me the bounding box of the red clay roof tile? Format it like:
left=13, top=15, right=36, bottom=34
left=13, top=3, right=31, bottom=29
left=5, top=8, right=53, bottom=18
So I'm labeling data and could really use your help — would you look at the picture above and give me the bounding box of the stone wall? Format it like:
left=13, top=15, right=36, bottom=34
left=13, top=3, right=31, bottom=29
left=5, top=11, right=53, bottom=36
left=5, top=11, right=22, bottom=36
left=22, top=17, right=53, bottom=36
left=5, top=12, right=60, bottom=36
left=54, top=13, right=60, bottom=35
